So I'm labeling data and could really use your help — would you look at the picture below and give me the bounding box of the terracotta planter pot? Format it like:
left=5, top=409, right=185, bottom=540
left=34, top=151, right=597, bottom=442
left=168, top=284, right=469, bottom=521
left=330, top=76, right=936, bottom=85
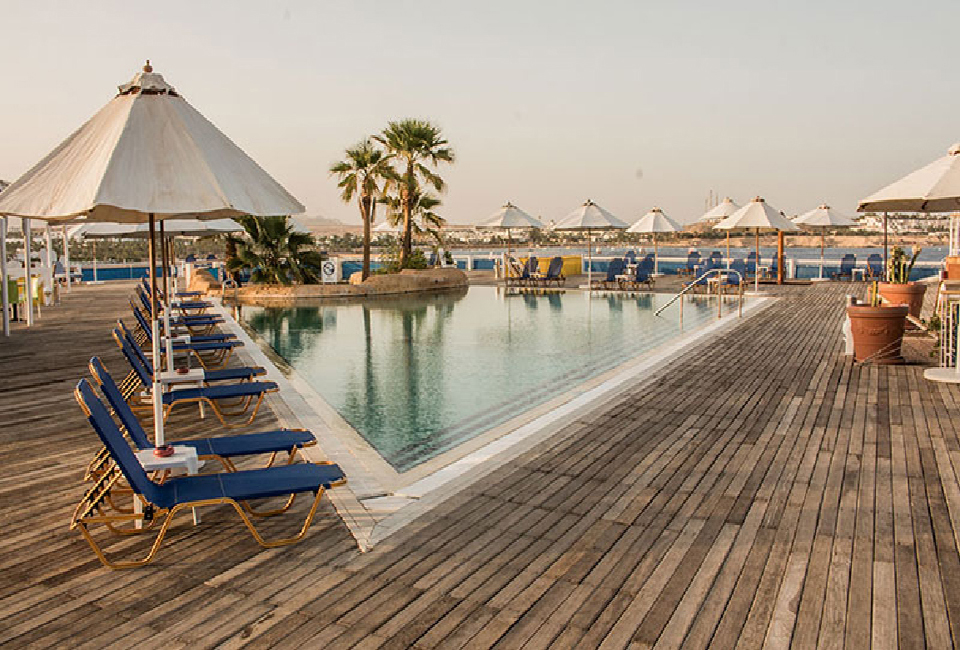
left=847, top=304, right=908, bottom=364
left=877, top=282, right=926, bottom=319
left=946, top=256, right=960, bottom=280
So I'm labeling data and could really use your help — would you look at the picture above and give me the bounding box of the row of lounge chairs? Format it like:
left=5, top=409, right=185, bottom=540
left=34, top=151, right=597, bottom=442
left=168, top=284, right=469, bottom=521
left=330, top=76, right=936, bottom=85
left=506, top=256, right=566, bottom=287
left=70, top=277, right=345, bottom=569
left=590, top=251, right=656, bottom=291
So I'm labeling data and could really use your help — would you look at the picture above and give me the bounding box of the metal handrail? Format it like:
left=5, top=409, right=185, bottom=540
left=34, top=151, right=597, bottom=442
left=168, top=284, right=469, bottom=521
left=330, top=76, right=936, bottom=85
left=655, top=268, right=745, bottom=318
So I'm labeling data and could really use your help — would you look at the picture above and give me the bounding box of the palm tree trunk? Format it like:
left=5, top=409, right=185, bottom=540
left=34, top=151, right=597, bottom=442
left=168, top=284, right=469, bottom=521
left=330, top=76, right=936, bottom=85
left=360, top=195, right=371, bottom=281
left=400, top=163, right=413, bottom=267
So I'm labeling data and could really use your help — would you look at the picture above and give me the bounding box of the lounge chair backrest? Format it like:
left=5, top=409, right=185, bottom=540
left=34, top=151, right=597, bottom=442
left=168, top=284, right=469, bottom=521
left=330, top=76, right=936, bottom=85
left=867, top=254, right=883, bottom=274
left=624, top=250, right=637, bottom=264
left=75, top=379, right=165, bottom=506
left=113, top=327, right=153, bottom=386
left=635, top=264, right=649, bottom=281
left=89, top=357, right=152, bottom=450
left=840, top=254, right=856, bottom=272
left=525, top=257, right=539, bottom=274
left=686, top=252, right=701, bottom=267
left=546, top=257, right=563, bottom=278
left=709, top=252, right=722, bottom=267
left=605, top=258, right=625, bottom=281
left=640, top=254, right=655, bottom=272
left=745, top=252, right=757, bottom=273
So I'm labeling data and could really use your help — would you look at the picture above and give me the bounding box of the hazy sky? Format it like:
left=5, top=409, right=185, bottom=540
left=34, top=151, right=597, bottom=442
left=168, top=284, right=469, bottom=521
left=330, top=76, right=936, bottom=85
left=1, top=1, right=957, bottom=225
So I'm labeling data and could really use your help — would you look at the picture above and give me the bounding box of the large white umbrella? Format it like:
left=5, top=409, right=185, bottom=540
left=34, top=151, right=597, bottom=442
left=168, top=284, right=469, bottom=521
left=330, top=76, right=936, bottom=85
left=858, top=142, right=960, bottom=276
left=477, top=202, right=543, bottom=280
left=697, top=197, right=741, bottom=267
left=626, top=207, right=681, bottom=275
left=715, top=196, right=799, bottom=293
left=554, top=199, right=628, bottom=288
left=0, top=61, right=304, bottom=447
left=795, top=204, right=856, bottom=280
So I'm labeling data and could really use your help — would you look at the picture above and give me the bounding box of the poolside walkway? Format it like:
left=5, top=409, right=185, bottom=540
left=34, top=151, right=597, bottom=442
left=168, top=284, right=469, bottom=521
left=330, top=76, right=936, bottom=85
left=2, top=280, right=959, bottom=648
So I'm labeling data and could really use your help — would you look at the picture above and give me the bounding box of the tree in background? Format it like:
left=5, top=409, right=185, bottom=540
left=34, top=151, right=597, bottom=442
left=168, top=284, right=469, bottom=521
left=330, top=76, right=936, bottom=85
left=374, top=119, right=454, bottom=268
left=225, top=216, right=323, bottom=285
left=329, top=140, right=395, bottom=280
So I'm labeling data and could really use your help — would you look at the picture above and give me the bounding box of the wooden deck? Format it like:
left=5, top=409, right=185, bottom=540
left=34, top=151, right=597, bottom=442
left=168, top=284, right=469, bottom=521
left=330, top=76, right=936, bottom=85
left=2, top=280, right=959, bottom=648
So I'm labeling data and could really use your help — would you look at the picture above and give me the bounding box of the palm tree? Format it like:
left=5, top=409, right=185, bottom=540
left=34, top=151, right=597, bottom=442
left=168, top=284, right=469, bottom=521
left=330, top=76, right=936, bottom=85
left=374, top=119, right=454, bottom=267
left=384, top=188, right=445, bottom=244
left=329, top=140, right=394, bottom=280
left=225, top=216, right=323, bottom=285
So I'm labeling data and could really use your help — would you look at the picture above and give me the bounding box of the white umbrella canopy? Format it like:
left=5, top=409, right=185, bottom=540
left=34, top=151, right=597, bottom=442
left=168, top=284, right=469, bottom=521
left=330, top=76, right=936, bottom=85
left=478, top=202, right=543, bottom=279
left=627, top=207, right=681, bottom=275
left=373, top=220, right=402, bottom=234
left=858, top=142, right=960, bottom=213
left=795, top=204, right=856, bottom=280
left=68, top=222, right=141, bottom=239
left=478, top=202, right=544, bottom=229
left=0, top=62, right=305, bottom=222
left=696, top=197, right=740, bottom=223
left=555, top=200, right=627, bottom=288
left=0, top=61, right=305, bottom=448
left=113, top=218, right=244, bottom=238
left=715, top=196, right=798, bottom=292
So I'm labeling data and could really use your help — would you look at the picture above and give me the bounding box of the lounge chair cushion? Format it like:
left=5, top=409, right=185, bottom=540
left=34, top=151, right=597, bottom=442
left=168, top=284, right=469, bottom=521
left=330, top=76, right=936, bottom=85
left=163, top=381, right=278, bottom=405
left=183, top=429, right=316, bottom=458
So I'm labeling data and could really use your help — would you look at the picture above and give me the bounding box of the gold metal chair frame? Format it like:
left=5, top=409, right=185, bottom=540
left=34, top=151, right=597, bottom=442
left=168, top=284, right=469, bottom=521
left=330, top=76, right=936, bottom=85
left=73, top=387, right=343, bottom=569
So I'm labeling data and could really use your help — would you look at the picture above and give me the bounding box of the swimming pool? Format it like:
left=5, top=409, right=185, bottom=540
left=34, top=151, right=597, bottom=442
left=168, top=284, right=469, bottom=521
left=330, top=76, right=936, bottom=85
left=242, top=287, right=744, bottom=472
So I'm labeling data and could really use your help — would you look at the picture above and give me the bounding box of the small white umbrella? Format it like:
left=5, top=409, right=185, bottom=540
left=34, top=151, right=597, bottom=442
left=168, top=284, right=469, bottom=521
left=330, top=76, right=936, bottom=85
left=795, top=204, right=855, bottom=280
left=714, top=196, right=799, bottom=292
left=626, top=207, right=681, bottom=275
left=858, top=142, right=960, bottom=275
left=554, top=199, right=628, bottom=288
left=0, top=61, right=304, bottom=447
left=477, top=202, right=543, bottom=279
left=697, top=197, right=741, bottom=266
left=373, top=220, right=402, bottom=234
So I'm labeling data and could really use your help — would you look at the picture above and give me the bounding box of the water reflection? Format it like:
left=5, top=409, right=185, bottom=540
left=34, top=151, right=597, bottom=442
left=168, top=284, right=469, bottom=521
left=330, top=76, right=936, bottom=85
left=242, top=288, right=741, bottom=471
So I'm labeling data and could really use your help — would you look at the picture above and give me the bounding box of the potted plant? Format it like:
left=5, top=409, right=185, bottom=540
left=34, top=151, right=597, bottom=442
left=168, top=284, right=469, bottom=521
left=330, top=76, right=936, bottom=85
left=878, top=246, right=925, bottom=320
left=847, top=281, right=908, bottom=364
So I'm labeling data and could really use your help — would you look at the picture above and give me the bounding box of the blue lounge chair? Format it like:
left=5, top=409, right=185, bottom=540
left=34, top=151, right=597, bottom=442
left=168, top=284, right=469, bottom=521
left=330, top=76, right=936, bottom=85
left=682, top=251, right=701, bottom=277
left=131, top=301, right=233, bottom=342
left=724, top=259, right=747, bottom=293
left=112, top=327, right=278, bottom=427
left=88, top=357, right=313, bottom=474
left=624, top=250, right=637, bottom=265
left=525, top=256, right=540, bottom=280
left=141, top=278, right=210, bottom=308
left=185, top=254, right=197, bottom=263
left=540, top=256, right=565, bottom=287
left=623, top=263, right=653, bottom=290
left=833, top=254, right=856, bottom=280
left=866, top=253, right=884, bottom=279
left=135, top=288, right=223, bottom=329
left=593, top=258, right=625, bottom=289
left=129, top=309, right=240, bottom=369
left=745, top=252, right=758, bottom=278
left=116, top=321, right=264, bottom=384
left=71, top=378, right=344, bottom=569
left=708, top=251, right=723, bottom=269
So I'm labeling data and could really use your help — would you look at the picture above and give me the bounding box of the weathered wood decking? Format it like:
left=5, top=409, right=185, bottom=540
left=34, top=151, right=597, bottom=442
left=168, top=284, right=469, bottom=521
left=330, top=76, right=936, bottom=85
left=1, top=280, right=959, bottom=648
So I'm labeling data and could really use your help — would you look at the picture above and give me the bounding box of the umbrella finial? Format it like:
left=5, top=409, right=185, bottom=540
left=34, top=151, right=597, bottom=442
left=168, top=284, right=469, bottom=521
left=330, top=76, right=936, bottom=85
left=144, top=60, right=153, bottom=73
left=950, top=142, right=960, bottom=156
left=753, top=196, right=764, bottom=203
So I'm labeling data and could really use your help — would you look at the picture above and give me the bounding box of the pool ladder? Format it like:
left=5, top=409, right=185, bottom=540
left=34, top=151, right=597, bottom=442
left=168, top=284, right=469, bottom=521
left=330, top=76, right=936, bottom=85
left=655, top=268, right=745, bottom=322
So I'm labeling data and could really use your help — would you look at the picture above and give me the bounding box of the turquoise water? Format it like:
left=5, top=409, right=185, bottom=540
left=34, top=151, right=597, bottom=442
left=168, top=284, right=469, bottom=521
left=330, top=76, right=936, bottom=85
left=242, top=287, right=742, bottom=472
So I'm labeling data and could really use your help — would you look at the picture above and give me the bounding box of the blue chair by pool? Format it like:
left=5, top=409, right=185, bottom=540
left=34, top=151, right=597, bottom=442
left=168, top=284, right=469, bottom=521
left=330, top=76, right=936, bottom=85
left=116, top=321, right=264, bottom=384
left=592, top=258, right=625, bottom=289
left=132, top=298, right=231, bottom=341
left=185, top=254, right=197, bottom=263
left=112, top=327, right=278, bottom=428
left=624, top=250, right=637, bottom=265
left=708, top=251, right=723, bottom=269
left=141, top=278, right=209, bottom=306
left=136, top=288, right=223, bottom=327
left=682, top=251, right=701, bottom=277
left=622, top=262, right=654, bottom=290
left=745, top=252, right=758, bottom=278
left=725, top=259, right=747, bottom=292
left=540, top=257, right=565, bottom=287
left=87, top=357, right=314, bottom=475
left=833, top=254, right=857, bottom=280
left=129, top=307, right=241, bottom=369
left=866, top=253, right=884, bottom=279
left=71, top=378, right=344, bottom=569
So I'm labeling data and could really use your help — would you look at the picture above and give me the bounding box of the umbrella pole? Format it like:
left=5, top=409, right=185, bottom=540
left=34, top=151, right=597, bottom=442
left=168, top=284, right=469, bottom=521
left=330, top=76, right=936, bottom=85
left=755, top=228, right=760, bottom=293
left=92, top=239, right=97, bottom=283
left=654, top=234, right=659, bottom=276
left=23, top=218, right=33, bottom=326
left=148, top=214, right=166, bottom=448
left=726, top=232, right=730, bottom=269
left=62, top=225, right=71, bottom=292
left=777, top=230, right=784, bottom=285
left=1, top=217, right=8, bottom=336
left=883, top=212, right=888, bottom=281
left=587, top=229, right=593, bottom=290
left=820, top=231, right=825, bottom=280
left=159, top=223, right=175, bottom=373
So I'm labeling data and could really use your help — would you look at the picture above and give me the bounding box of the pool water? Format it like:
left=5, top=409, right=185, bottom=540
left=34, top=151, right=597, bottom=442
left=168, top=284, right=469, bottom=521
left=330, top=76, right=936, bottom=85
left=242, top=287, right=742, bottom=472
